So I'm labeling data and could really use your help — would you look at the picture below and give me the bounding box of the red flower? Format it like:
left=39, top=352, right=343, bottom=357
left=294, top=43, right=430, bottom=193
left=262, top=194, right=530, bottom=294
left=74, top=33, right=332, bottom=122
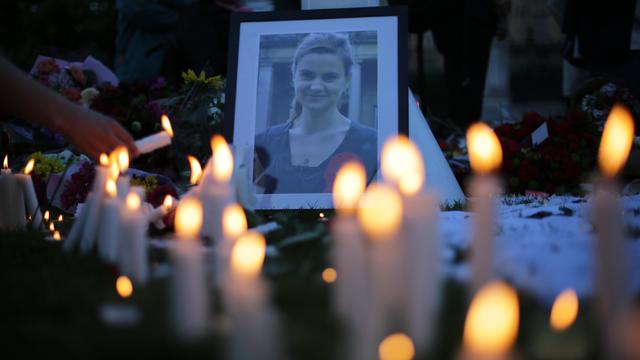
left=500, top=138, right=520, bottom=157
left=522, top=112, right=546, bottom=132
left=518, top=159, right=539, bottom=183
left=36, top=58, right=59, bottom=76
left=495, top=123, right=515, bottom=139
left=62, top=88, right=81, bottom=102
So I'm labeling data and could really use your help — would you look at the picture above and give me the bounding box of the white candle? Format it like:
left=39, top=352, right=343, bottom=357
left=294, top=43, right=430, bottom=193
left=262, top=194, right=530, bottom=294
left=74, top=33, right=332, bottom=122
left=357, top=183, right=404, bottom=353
left=200, top=135, right=235, bottom=241
left=218, top=203, right=248, bottom=285
left=224, top=231, right=282, bottom=360
left=97, top=179, right=121, bottom=263
left=0, top=156, right=25, bottom=230
left=466, top=123, right=503, bottom=292
left=381, top=135, right=440, bottom=351
left=15, top=159, right=44, bottom=230
left=171, top=196, right=209, bottom=340
left=134, top=114, right=173, bottom=154
left=148, top=195, right=174, bottom=230
left=119, top=187, right=149, bottom=284
left=80, top=164, right=109, bottom=253
left=592, top=104, right=634, bottom=357
left=331, top=161, right=370, bottom=358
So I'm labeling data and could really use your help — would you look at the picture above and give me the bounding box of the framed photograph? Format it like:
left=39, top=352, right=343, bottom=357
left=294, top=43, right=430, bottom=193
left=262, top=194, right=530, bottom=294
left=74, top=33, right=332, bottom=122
left=225, top=6, right=408, bottom=209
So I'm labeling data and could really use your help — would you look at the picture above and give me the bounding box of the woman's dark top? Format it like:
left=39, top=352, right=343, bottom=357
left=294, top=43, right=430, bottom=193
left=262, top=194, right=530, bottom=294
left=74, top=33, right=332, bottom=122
left=254, top=120, right=378, bottom=194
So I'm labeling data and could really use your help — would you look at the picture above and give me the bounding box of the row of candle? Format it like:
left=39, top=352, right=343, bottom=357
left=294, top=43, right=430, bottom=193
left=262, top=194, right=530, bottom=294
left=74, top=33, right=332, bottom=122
left=327, top=103, right=637, bottom=359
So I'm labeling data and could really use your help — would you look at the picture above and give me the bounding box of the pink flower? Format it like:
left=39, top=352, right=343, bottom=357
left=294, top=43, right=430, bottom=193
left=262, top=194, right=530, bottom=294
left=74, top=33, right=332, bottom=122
left=62, top=88, right=82, bottom=102
left=36, top=58, right=59, bottom=76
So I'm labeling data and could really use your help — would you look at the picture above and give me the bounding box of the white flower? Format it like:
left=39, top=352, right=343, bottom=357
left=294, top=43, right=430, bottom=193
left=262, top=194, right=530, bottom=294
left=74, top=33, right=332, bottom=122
left=80, top=87, right=100, bottom=107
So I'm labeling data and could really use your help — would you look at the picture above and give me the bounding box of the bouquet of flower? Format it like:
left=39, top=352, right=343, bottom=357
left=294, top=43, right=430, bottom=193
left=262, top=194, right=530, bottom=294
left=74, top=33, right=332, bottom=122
left=579, top=82, right=640, bottom=132
left=495, top=111, right=599, bottom=195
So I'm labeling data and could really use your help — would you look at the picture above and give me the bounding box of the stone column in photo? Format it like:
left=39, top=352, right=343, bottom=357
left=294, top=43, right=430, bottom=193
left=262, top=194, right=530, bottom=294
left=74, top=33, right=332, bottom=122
left=255, top=62, right=274, bottom=134
left=348, top=62, right=362, bottom=122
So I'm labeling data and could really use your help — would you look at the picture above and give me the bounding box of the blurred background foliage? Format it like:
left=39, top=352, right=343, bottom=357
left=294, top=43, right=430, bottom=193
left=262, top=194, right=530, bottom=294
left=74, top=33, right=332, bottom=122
left=0, top=0, right=117, bottom=71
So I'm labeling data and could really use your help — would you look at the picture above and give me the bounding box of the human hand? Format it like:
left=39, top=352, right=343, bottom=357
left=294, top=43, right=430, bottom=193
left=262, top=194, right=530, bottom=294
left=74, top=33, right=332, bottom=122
left=57, top=104, right=139, bottom=161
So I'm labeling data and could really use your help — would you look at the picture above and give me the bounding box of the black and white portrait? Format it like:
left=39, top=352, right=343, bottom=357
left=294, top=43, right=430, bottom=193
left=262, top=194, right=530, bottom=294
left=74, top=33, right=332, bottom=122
left=227, top=8, right=406, bottom=209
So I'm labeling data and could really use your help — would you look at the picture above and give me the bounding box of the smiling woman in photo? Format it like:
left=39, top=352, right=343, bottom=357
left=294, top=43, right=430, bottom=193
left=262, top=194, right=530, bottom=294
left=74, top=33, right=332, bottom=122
left=254, top=32, right=377, bottom=194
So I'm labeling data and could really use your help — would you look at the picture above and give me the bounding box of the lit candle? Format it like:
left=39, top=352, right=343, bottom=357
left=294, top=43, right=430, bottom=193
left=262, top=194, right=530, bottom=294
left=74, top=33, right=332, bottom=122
left=1, top=158, right=21, bottom=231
left=111, top=146, right=130, bottom=199
left=0, top=155, right=16, bottom=229
left=119, top=187, right=149, bottom=284
left=200, top=135, right=235, bottom=242
left=466, top=123, right=503, bottom=292
left=331, top=160, right=370, bottom=358
left=187, top=155, right=203, bottom=186
left=0, top=156, right=25, bottom=230
left=224, top=231, right=282, bottom=360
left=381, top=135, right=440, bottom=351
left=99, top=276, right=140, bottom=327
left=64, top=154, right=110, bottom=251
left=44, top=210, right=50, bottom=223
left=15, top=159, right=44, bottom=230
left=97, top=179, right=121, bottom=263
left=78, top=152, right=113, bottom=253
left=378, top=333, right=415, bottom=360
left=357, top=183, right=404, bottom=349
left=57, top=214, right=63, bottom=222
left=170, top=196, right=209, bottom=340
left=148, top=195, right=175, bottom=230
left=460, top=281, right=519, bottom=360
left=134, top=114, right=174, bottom=154
left=217, top=203, right=248, bottom=284
left=550, top=288, right=579, bottom=332
left=592, top=104, right=634, bottom=357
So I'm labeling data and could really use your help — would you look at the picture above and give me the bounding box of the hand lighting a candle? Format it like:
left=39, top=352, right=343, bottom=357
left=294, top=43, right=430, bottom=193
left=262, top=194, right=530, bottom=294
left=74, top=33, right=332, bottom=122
left=134, top=114, right=174, bottom=154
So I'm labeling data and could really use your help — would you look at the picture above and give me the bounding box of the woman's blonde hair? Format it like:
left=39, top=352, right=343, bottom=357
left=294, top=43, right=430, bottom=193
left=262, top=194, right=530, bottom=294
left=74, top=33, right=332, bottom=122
left=289, top=32, right=354, bottom=120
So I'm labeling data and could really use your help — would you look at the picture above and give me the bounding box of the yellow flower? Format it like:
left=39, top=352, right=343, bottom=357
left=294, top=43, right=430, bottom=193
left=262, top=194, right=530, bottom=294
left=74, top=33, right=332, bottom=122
left=181, top=69, right=224, bottom=89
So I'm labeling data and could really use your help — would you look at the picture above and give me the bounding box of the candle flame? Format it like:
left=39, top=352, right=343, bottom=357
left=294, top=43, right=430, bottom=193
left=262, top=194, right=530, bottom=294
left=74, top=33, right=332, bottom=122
left=163, top=195, right=173, bottom=209
left=322, top=267, right=337, bottom=283
left=161, top=114, right=174, bottom=137
left=105, top=179, right=117, bottom=198
left=381, top=135, right=425, bottom=195
left=378, top=333, right=415, bottom=360
left=126, top=192, right=141, bottom=210
left=210, top=135, right=234, bottom=182
left=463, top=281, right=519, bottom=356
left=57, top=214, right=63, bottom=222
left=187, top=155, right=202, bottom=185
left=231, top=231, right=266, bottom=278
left=24, top=159, right=35, bottom=175
left=53, top=231, right=61, bottom=241
left=466, top=122, right=503, bottom=174
left=357, top=183, right=403, bottom=241
left=109, top=159, right=119, bottom=181
left=223, top=203, right=248, bottom=240
left=550, top=288, right=579, bottom=332
left=598, top=104, right=635, bottom=178
left=333, top=161, right=366, bottom=215
left=44, top=210, right=50, bottom=222
left=3, top=155, right=7, bottom=169
left=109, top=146, right=129, bottom=174
left=175, top=197, right=202, bottom=240
left=49, top=222, right=55, bottom=231
left=116, top=276, right=133, bottom=298
left=99, top=153, right=109, bottom=166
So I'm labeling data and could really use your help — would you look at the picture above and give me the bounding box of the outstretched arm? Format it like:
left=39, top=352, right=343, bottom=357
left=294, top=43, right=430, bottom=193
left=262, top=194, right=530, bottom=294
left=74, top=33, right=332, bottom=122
left=0, top=57, right=138, bottom=160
